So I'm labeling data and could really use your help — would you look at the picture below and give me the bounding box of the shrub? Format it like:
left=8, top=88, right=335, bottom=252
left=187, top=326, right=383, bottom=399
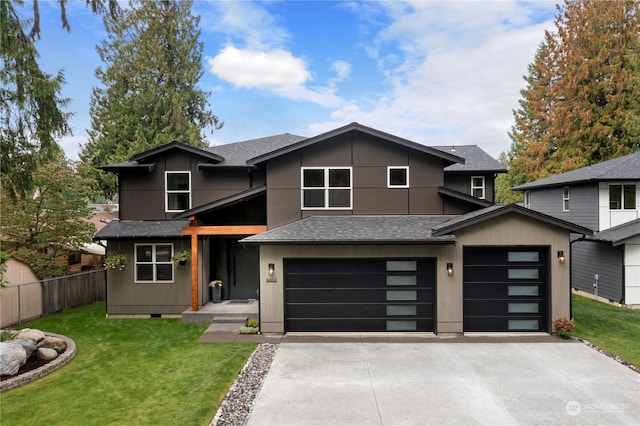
left=246, top=317, right=259, bottom=328
left=554, top=317, right=574, bottom=337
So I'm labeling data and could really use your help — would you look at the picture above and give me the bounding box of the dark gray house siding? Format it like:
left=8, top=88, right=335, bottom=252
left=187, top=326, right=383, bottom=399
left=529, top=184, right=599, bottom=231
left=571, top=237, right=623, bottom=302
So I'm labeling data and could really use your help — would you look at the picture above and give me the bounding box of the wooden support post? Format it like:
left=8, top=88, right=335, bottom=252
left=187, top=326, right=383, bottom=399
left=191, top=233, right=199, bottom=312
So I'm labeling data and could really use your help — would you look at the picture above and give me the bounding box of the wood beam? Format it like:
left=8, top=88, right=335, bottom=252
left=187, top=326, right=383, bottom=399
left=181, top=225, right=267, bottom=236
left=191, top=233, right=199, bottom=312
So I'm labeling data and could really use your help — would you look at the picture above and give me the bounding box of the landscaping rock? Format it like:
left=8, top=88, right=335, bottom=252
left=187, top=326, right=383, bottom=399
left=0, top=342, right=27, bottom=376
left=12, top=339, right=38, bottom=359
left=39, top=336, right=67, bottom=353
left=15, top=328, right=45, bottom=344
left=36, top=347, right=59, bottom=361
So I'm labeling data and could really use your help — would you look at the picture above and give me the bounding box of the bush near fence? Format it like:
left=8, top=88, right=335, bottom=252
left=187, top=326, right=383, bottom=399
left=1, top=269, right=106, bottom=327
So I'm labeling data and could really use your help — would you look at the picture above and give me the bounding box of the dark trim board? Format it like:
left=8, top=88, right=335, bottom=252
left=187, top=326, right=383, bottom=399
left=463, top=247, right=550, bottom=332
left=284, top=258, right=436, bottom=332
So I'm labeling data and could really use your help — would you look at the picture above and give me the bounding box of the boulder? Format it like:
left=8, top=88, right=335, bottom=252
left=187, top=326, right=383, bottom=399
left=15, top=328, right=45, bottom=344
left=38, top=336, right=67, bottom=353
left=0, top=342, right=27, bottom=376
left=36, top=347, right=59, bottom=361
left=12, top=338, right=39, bottom=359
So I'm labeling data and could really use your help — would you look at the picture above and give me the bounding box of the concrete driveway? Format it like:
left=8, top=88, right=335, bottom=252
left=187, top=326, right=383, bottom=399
left=246, top=340, right=639, bottom=425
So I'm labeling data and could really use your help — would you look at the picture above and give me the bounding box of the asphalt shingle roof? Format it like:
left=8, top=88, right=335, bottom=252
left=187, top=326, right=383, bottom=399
left=513, top=152, right=640, bottom=190
left=431, top=145, right=507, bottom=172
left=205, top=134, right=307, bottom=166
left=594, top=218, right=640, bottom=246
left=94, top=220, right=190, bottom=239
left=240, top=215, right=458, bottom=244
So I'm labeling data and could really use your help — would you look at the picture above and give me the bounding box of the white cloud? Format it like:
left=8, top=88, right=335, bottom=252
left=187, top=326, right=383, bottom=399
left=331, top=60, right=351, bottom=80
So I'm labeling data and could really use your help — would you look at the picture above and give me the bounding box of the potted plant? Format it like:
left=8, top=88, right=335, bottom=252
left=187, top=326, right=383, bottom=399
left=209, top=280, right=222, bottom=303
left=171, top=250, right=189, bottom=266
left=104, top=253, right=128, bottom=270
left=553, top=317, right=574, bottom=338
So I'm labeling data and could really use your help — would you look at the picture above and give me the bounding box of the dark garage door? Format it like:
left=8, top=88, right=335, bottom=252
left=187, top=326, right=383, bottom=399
left=464, top=247, right=548, bottom=332
left=284, top=258, right=435, bottom=332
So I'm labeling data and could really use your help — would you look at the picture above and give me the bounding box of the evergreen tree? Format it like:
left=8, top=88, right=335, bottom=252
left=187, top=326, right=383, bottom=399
left=80, top=0, right=222, bottom=200
left=498, top=0, right=640, bottom=202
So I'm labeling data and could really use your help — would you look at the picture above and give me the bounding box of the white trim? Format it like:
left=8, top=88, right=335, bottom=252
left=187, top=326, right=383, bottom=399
left=524, top=191, right=531, bottom=209
left=301, top=167, right=352, bottom=210
left=562, top=186, right=570, bottom=212
left=387, top=166, right=409, bottom=188
left=134, top=243, right=174, bottom=283
left=165, top=171, right=191, bottom=213
left=608, top=183, right=637, bottom=210
left=471, top=176, right=485, bottom=199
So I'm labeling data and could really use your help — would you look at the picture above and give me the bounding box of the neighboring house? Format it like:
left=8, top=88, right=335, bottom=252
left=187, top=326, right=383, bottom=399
left=513, top=152, right=640, bottom=306
left=1, top=258, right=41, bottom=327
left=95, top=122, right=591, bottom=334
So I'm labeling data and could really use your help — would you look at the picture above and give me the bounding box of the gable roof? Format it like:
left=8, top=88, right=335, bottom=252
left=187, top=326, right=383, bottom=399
left=513, top=151, right=640, bottom=190
left=246, top=122, right=466, bottom=166
left=173, top=185, right=266, bottom=218
left=431, top=145, right=507, bottom=173
left=240, top=215, right=457, bottom=244
left=431, top=204, right=593, bottom=236
left=202, top=134, right=307, bottom=167
left=594, top=218, right=640, bottom=246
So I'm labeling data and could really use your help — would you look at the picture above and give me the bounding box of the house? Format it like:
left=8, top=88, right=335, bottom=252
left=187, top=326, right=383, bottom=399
left=513, top=152, right=640, bottom=306
left=95, top=122, right=592, bottom=334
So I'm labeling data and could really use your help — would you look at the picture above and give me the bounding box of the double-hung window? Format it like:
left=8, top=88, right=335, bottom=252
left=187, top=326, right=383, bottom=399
left=135, top=243, right=173, bottom=283
left=471, top=176, right=485, bottom=199
left=562, top=186, right=570, bottom=211
left=387, top=166, right=409, bottom=188
left=301, top=167, right=352, bottom=209
left=523, top=191, right=531, bottom=208
left=166, top=171, right=191, bottom=212
left=609, top=184, right=636, bottom=210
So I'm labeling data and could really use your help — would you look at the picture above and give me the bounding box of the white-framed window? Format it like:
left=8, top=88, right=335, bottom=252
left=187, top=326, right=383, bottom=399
left=135, top=243, right=174, bottom=283
left=523, top=190, right=531, bottom=208
left=301, top=167, right=352, bottom=209
left=609, top=184, right=636, bottom=210
left=471, top=176, right=485, bottom=199
left=562, top=186, right=570, bottom=211
left=387, top=166, right=409, bottom=188
left=166, top=171, right=191, bottom=212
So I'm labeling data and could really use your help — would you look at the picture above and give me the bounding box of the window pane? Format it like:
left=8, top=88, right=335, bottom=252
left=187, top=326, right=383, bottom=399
left=386, top=261, right=417, bottom=271
left=167, top=173, right=189, bottom=190
left=389, top=168, right=407, bottom=186
left=303, top=189, right=325, bottom=208
left=624, top=185, right=636, bottom=209
left=137, top=245, right=153, bottom=262
left=156, top=245, right=172, bottom=262
left=386, top=320, right=417, bottom=331
left=329, top=169, right=350, bottom=187
left=386, top=290, right=417, bottom=301
left=386, top=276, right=417, bottom=286
left=610, top=185, right=622, bottom=209
left=387, top=305, right=417, bottom=316
left=168, top=193, right=189, bottom=211
left=328, top=189, right=350, bottom=207
left=472, top=188, right=483, bottom=197
left=136, top=264, right=154, bottom=281
left=303, top=169, right=324, bottom=187
left=508, top=319, right=539, bottom=330
left=472, top=177, right=484, bottom=187
left=508, top=269, right=539, bottom=279
left=156, top=264, right=173, bottom=281
left=508, top=252, right=539, bottom=262
left=508, top=285, right=539, bottom=296
left=508, top=303, right=539, bottom=313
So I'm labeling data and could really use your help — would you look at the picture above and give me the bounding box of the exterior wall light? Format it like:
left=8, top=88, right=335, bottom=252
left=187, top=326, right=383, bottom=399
left=268, top=263, right=275, bottom=277
left=446, top=262, right=454, bottom=276
left=557, top=251, right=566, bottom=263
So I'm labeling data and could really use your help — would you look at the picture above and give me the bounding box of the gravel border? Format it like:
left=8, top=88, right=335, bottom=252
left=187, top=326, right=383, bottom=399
left=211, top=343, right=278, bottom=426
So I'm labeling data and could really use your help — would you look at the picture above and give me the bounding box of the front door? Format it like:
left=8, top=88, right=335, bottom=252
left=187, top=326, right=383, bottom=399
left=228, top=241, right=260, bottom=300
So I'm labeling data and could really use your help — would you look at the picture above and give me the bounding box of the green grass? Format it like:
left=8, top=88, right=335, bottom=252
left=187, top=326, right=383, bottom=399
left=1, top=303, right=256, bottom=425
left=572, top=293, right=640, bottom=368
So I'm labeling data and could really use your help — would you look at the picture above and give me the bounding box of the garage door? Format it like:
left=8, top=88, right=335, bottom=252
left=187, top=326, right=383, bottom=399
left=464, top=247, right=548, bottom=332
left=284, top=258, right=435, bottom=332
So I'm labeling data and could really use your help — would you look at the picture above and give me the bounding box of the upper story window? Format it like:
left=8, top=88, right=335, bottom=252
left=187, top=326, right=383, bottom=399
left=135, top=243, right=173, bottom=283
left=166, top=171, right=191, bottom=212
left=609, top=184, right=636, bottom=210
left=471, top=176, right=485, bottom=199
left=523, top=191, right=531, bottom=208
left=387, top=166, right=409, bottom=188
left=562, top=186, right=570, bottom=211
left=301, top=167, right=352, bottom=209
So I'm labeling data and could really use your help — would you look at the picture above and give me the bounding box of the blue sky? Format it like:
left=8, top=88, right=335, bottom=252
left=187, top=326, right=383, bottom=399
left=33, top=0, right=559, bottom=161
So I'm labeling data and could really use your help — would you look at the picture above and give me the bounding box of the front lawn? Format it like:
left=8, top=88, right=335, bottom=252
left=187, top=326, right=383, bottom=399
left=1, top=303, right=256, bottom=425
left=572, top=293, right=640, bottom=368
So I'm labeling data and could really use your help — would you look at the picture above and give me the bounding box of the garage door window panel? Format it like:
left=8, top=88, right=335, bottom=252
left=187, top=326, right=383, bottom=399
left=508, top=285, right=540, bottom=296
left=387, top=305, right=417, bottom=316
left=387, top=320, right=417, bottom=331
left=386, top=275, right=417, bottom=286
left=508, top=302, right=540, bottom=313
left=386, top=290, right=417, bottom=301
left=508, top=269, right=540, bottom=280
left=508, top=319, right=539, bottom=330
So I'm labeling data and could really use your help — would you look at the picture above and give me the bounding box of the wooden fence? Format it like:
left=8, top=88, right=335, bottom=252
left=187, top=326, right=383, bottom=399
left=1, top=269, right=106, bottom=327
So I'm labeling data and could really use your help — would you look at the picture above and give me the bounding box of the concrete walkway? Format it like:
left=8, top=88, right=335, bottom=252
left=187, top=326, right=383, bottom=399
left=246, top=341, right=640, bottom=425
